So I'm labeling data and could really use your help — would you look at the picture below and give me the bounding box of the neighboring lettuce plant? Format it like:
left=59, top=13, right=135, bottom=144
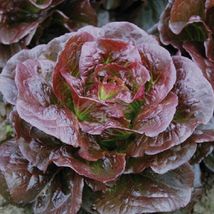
left=0, top=22, right=214, bottom=213
left=0, top=0, right=96, bottom=69
left=159, top=0, right=214, bottom=88
left=159, top=0, right=214, bottom=166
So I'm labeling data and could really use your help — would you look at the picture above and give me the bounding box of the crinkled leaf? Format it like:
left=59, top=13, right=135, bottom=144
left=33, top=169, right=84, bottom=214
left=0, top=0, right=66, bottom=45
left=11, top=110, right=63, bottom=146
left=77, top=135, right=105, bottom=162
left=128, top=56, right=214, bottom=156
left=0, top=140, right=52, bottom=204
left=51, top=146, right=126, bottom=183
left=53, top=31, right=95, bottom=85
left=133, top=92, right=178, bottom=137
left=126, top=142, right=196, bottom=174
left=60, top=71, right=129, bottom=135
left=0, top=33, right=70, bottom=104
left=15, top=59, right=80, bottom=147
left=173, top=56, right=214, bottom=125
left=16, top=94, right=79, bottom=147
left=18, top=138, right=57, bottom=172
left=139, top=43, right=176, bottom=105
left=191, top=116, right=214, bottom=143
left=83, top=164, right=194, bottom=214
left=150, top=142, right=197, bottom=174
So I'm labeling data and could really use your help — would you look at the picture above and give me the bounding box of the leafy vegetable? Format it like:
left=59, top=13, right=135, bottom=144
left=0, top=21, right=213, bottom=213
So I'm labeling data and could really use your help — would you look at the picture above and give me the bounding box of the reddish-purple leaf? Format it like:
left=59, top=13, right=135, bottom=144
left=33, top=169, right=84, bottom=214
left=0, top=33, right=70, bottom=104
left=0, top=22, right=39, bottom=45
left=18, top=138, right=56, bottom=172
left=59, top=71, right=130, bottom=135
left=173, top=56, right=214, bottom=125
left=84, top=164, right=194, bottom=214
left=15, top=59, right=80, bottom=147
left=77, top=135, right=105, bottom=162
left=51, top=146, right=126, bottom=183
left=0, top=140, right=52, bottom=204
left=139, top=43, right=176, bottom=105
left=150, top=142, right=197, bottom=174
left=128, top=56, right=214, bottom=156
left=190, top=116, right=214, bottom=143
left=133, top=92, right=178, bottom=137
left=126, top=142, right=197, bottom=174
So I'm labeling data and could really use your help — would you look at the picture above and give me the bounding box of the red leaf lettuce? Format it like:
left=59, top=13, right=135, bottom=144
left=0, top=22, right=214, bottom=213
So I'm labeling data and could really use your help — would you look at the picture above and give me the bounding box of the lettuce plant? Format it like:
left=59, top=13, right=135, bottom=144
left=159, top=0, right=214, bottom=89
left=0, top=22, right=214, bottom=213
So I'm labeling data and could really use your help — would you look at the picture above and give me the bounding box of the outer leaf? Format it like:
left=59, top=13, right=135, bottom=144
left=0, top=33, right=71, bottom=104
left=0, top=140, right=52, bottom=204
left=33, top=169, right=84, bottom=214
left=15, top=59, right=80, bottom=147
left=173, top=56, right=214, bottom=125
left=18, top=138, right=57, bottom=172
left=51, top=146, right=126, bottom=183
left=191, top=116, right=214, bottom=143
left=0, top=0, right=66, bottom=45
left=150, top=142, right=197, bottom=174
left=83, top=164, right=194, bottom=214
left=77, top=135, right=105, bottom=162
left=126, top=142, right=196, bottom=174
